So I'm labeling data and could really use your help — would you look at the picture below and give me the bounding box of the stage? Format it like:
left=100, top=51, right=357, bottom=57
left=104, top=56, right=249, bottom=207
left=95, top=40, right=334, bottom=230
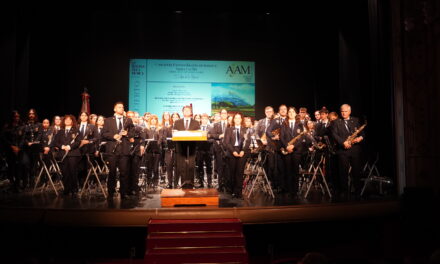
left=0, top=188, right=399, bottom=227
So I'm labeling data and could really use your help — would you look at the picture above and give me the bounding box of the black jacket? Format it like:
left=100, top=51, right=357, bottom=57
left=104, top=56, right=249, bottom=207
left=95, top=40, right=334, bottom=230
left=102, top=116, right=134, bottom=155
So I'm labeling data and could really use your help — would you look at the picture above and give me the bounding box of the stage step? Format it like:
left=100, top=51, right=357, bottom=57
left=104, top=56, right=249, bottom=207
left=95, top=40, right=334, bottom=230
left=145, top=218, right=248, bottom=264
left=148, top=218, right=243, bottom=233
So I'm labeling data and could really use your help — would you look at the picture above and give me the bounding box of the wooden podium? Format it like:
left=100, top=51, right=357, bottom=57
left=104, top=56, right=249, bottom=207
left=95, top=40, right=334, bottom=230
left=172, top=130, right=208, bottom=189
left=161, top=188, right=219, bottom=207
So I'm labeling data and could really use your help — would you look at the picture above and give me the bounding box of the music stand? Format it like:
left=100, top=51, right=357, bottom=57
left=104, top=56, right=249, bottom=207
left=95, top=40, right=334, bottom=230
left=302, top=152, right=332, bottom=199
left=80, top=154, right=107, bottom=198
left=32, top=144, right=63, bottom=196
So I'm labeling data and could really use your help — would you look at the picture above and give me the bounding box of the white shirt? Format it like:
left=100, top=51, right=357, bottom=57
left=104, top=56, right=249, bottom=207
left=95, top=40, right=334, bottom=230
left=234, top=126, right=241, bottom=146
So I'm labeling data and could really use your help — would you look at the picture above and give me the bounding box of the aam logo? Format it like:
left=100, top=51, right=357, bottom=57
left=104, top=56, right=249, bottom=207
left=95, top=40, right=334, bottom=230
left=226, top=65, right=252, bottom=77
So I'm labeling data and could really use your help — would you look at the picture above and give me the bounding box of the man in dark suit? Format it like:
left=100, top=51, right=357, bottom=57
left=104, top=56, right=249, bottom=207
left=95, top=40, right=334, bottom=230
left=102, top=102, right=134, bottom=199
left=209, top=108, right=228, bottom=191
left=330, top=104, right=364, bottom=199
left=173, top=105, right=200, bottom=189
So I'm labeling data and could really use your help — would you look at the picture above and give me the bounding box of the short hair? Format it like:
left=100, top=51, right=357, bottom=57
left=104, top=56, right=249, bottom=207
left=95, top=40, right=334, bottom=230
left=265, top=106, right=274, bottom=111
left=279, top=104, right=287, bottom=110
left=319, top=107, right=329, bottom=114
left=340, top=104, right=351, bottom=110
left=299, top=107, right=307, bottom=113
left=201, top=113, right=209, bottom=119
left=182, top=105, right=193, bottom=114
left=113, top=101, right=124, bottom=108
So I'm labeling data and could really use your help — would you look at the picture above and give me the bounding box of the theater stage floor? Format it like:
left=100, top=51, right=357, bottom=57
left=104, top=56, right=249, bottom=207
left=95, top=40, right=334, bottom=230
left=0, top=185, right=399, bottom=226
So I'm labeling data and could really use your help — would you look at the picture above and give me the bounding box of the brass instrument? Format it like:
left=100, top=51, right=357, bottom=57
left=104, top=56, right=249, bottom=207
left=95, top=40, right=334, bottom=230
left=281, top=131, right=307, bottom=155
left=346, top=122, right=367, bottom=145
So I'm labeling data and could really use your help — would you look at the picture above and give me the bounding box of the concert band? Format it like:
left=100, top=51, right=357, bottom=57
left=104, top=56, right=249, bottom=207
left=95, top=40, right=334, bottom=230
left=1, top=102, right=366, bottom=201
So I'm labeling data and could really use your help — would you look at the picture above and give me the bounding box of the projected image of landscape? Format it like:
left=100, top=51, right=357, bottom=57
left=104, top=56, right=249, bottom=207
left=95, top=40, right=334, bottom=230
left=129, top=59, right=255, bottom=116
left=211, top=83, right=255, bottom=117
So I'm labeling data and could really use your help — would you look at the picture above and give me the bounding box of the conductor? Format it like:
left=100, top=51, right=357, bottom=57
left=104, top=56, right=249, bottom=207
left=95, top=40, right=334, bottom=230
left=173, top=105, right=200, bottom=189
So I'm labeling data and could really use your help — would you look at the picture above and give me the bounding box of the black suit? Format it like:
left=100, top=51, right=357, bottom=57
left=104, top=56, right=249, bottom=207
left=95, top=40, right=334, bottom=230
left=52, top=127, right=81, bottom=194
left=330, top=117, right=365, bottom=196
left=280, top=120, right=306, bottom=195
left=266, top=117, right=287, bottom=191
left=101, top=116, right=134, bottom=196
left=196, top=124, right=213, bottom=187
left=223, top=126, right=251, bottom=197
left=161, top=126, right=176, bottom=187
left=209, top=121, right=228, bottom=190
left=173, top=118, right=200, bottom=188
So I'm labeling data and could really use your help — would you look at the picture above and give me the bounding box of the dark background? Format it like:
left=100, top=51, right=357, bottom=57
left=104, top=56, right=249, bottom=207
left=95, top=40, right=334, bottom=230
left=1, top=2, right=394, bottom=180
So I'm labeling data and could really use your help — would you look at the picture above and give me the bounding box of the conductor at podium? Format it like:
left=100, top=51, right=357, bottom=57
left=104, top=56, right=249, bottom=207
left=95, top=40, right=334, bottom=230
left=173, top=105, right=200, bottom=189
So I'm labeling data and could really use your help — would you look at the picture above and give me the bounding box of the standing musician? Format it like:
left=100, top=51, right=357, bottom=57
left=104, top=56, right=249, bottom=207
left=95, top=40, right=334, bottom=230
left=209, top=109, right=229, bottom=192
left=330, top=104, right=365, bottom=199
left=1, top=110, right=25, bottom=192
left=196, top=113, right=213, bottom=188
left=145, top=115, right=162, bottom=188
left=39, top=118, right=53, bottom=155
left=224, top=113, right=251, bottom=199
left=159, top=112, right=172, bottom=184
left=23, top=108, right=42, bottom=188
left=127, top=111, right=145, bottom=195
left=77, top=112, right=98, bottom=187
left=94, top=115, right=105, bottom=156
left=267, top=104, right=288, bottom=193
left=173, top=105, right=200, bottom=189
left=256, top=106, right=277, bottom=188
left=161, top=113, right=177, bottom=188
left=102, top=102, right=134, bottom=199
left=280, top=107, right=305, bottom=197
left=52, top=115, right=81, bottom=196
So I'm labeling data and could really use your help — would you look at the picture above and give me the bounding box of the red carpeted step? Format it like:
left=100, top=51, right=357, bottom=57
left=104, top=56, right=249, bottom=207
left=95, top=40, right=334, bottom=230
left=148, top=218, right=243, bottom=233
left=145, top=246, right=248, bottom=264
left=147, top=231, right=245, bottom=250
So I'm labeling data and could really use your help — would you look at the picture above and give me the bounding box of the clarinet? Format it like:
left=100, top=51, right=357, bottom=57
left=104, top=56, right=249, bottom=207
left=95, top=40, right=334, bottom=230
left=60, top=131, right=78, bottom=162
left=112, top=118, right=127, bottom=153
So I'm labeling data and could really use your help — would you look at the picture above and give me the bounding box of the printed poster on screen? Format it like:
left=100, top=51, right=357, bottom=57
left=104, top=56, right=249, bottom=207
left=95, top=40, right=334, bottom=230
left=129, top=59, right=255, bottom=117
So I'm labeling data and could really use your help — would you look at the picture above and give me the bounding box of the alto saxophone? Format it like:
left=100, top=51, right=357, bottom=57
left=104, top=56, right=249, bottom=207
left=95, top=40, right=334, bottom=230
left=346, top=122, right=367, bottom=145
left=281, top=131, right=307, bottom=155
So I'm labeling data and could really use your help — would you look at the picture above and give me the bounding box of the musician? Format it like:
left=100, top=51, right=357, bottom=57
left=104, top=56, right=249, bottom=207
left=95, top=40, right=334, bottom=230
left=51, top=116, right=62, bottom=135
left=316, top=107, right=330, bottom=139
left=171, top=112, right=180, bottom=126
left=256, top=106, right=274, bottom=139
left=224, top=113, right=251, bottom=199
left=298, top=107, right=309, bottom=125
left=209, top=109, right=229, bottom=191
left=145, top=115, right=162, bottom=188
left=160, top=112, right=172, bottom=180
left=94, top=115, right=105, bottom=156
left=127, top=111, right=145, bottom=194
left=244, top=117, right=259, bottom=152
left=161, top=113, right=176, bottom=188
left=77, top=112, right=98, bottom=187
left=267, top=104, right=288, bottom=192
left=314, top=110, right=321, bottom=123
left=39, top=119, right=53, bottom=155
left=52, top=115, right=81, bottom=196
left=193, top=114, right=201, bottom=125
left=328, top=112, right=339, bottom=122
left=196, top=113, right=213, bottom=188
left=23, top=108, right=42, bottom=188
left=102, top=102, right=134, bottom=199
left=1, top=110, right=25, bottom=192
left=280, top=107, right=305, bottom=196
left=89, top=114, right=98, bottom=126
left=330, top=104, right=364, bottom=199
left=173, top=105, right=200, bottom=189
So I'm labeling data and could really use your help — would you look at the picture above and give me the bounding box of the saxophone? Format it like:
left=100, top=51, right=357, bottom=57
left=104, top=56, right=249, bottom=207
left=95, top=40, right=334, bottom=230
left=281, top=131, right=307, bottom=155
left=346, top=122, right=367, bottom=145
